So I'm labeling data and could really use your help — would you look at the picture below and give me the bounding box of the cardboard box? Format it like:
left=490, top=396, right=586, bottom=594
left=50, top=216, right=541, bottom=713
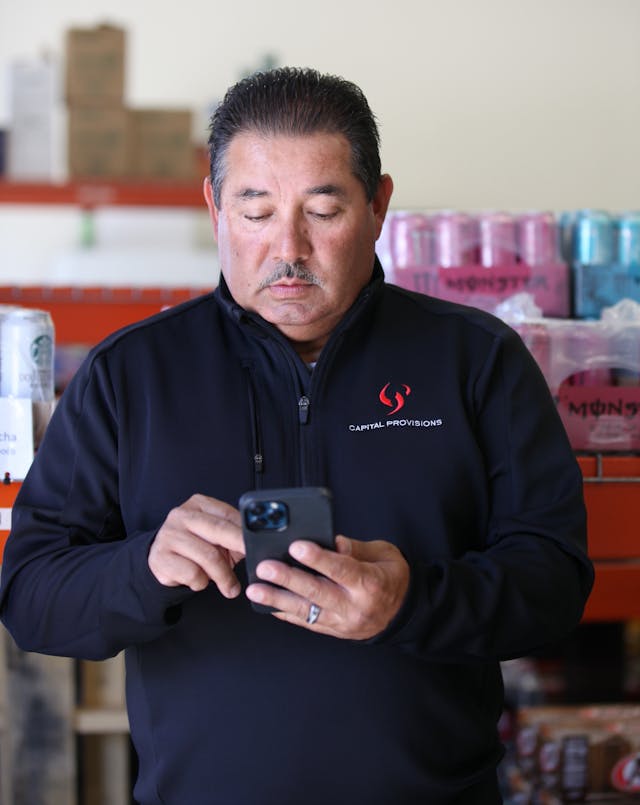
left=65, top=24, right=125, bottom=104
left=130, top=109, right=195, bottom=181
left=68, top=105, right=130, bottom=179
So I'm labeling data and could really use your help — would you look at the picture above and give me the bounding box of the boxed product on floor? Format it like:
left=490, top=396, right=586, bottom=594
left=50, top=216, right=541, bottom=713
left=504, top=298, right=640, bottom=452
left=388, top=209, right=570, bottom=317
left=6, top=57, right=63, bottom=180
left=563, top=209, right=640, bottom=319
left=501, top=704, right=640, bottom=802
left=65, top=24, right=126, bottom=104
left=129, top=109, right=195, bottom=181
left=68, top=105, right=131, bottom=179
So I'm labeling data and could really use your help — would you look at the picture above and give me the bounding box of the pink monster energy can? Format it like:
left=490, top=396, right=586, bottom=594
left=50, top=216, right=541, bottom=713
left=432, top=211, right=477, bottom=268
left=478, top=212, right=517, bottom=267
left=517, top=212, right=559, bottom=266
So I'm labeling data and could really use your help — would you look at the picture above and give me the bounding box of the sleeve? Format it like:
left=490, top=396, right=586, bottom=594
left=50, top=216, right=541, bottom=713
left=371, top=326, right=594, bottom=662
left=0, top=349, right=192, bottom=660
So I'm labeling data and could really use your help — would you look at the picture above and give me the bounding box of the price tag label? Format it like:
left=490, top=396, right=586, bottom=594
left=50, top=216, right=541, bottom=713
left=0, top=397, right=34, bottom=480
left=0, top=508, right=11, bottom=530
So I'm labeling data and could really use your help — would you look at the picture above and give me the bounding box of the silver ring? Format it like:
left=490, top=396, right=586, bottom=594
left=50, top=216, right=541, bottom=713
left=306, top=603, right=321, bottom=625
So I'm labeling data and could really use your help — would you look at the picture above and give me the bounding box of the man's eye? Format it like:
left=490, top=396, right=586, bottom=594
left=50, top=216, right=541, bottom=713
left=244, top=214, right=269, bottom=222
left=310, top=211, right=339, bottom=220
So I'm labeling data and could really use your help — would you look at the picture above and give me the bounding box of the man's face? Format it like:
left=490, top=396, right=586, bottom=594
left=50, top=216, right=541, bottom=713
left=205, top=131, right=393, bottom=359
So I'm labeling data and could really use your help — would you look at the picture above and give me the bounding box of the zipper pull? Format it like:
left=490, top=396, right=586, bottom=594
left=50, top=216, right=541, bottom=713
left=254, top=453, right=264, bottom=473
left=298, top=395, right=310, bottom=424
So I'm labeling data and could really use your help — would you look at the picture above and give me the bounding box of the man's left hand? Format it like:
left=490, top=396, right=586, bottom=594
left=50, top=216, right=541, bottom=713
left=245, top=536, right=410, bottom=640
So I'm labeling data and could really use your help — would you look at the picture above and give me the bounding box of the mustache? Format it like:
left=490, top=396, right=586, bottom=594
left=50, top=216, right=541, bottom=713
left=258, top=262, right=324, bottom=290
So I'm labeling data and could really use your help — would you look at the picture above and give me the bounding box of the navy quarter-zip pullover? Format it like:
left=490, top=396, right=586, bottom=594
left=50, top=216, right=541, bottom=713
left=0, top=260, right=593, bottom=804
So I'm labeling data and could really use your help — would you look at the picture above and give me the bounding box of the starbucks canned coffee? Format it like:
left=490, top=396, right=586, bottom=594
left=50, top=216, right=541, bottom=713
left=0, top=307, right=55, bottom=450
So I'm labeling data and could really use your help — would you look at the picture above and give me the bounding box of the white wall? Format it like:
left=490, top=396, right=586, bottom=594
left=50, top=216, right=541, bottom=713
left=2, top=0, right=639, bottom=211
left=1, top=0, right=639, bottom=286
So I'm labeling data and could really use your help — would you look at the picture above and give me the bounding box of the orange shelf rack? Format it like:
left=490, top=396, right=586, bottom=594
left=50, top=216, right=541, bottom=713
left=0, top=285, right=213, bottom=346
left=0, top=482, right=20, bottom=558
left=0, top=178, right=205, bottom=209
left=577, top=454, right=640, bottom=622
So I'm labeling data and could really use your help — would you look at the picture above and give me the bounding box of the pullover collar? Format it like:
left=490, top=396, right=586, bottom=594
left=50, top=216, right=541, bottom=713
left=214, top=257, right=386, bottom=348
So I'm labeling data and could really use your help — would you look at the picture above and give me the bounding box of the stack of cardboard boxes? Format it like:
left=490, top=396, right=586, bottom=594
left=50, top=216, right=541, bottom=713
left=66, top=24, right=196, bottom=182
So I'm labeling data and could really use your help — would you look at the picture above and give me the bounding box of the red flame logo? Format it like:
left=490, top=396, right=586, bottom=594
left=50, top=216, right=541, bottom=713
left=379, top=382, right=411, bottom=416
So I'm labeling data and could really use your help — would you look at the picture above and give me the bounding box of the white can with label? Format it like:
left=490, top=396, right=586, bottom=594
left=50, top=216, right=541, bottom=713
left=0, top=307, right=55, bottom=450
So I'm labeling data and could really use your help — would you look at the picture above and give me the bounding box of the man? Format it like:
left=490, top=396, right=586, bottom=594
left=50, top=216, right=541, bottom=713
left=0, top=68, right=593, bottom=804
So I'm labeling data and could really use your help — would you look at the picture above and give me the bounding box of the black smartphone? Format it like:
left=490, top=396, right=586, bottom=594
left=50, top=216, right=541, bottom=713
left=239, top=486, right=335, bottom=613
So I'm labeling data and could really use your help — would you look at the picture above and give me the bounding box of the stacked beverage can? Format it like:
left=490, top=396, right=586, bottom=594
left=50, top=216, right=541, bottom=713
left=574, top=210, right=615, bottom=266
left=390, top=212, right=434, bottom=269
left=517, top=212, right=558, bottom=266
left=478, top=212, right=517, bottom=267
left=617, top=212, right=640, bottom=268
left=514, top=321, right=552, bottom=382
left=0, top=307, right=55, bottom=450
left=432, top=211, right=477, bottom=268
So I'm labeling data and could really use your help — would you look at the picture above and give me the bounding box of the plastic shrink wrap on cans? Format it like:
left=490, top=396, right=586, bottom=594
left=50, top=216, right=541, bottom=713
left=0, top=306, right=55, bottom=479
left=498, top=296, right=640, bottom=453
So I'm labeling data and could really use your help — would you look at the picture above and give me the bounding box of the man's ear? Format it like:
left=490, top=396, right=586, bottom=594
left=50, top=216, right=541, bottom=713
left=372, top=174, right=394, bottom=239
left=203, top=177, right=220, bottom=242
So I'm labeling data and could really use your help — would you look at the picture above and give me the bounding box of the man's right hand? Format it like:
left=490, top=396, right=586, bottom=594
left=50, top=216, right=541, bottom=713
left=148, top=494, right=245, bottom=598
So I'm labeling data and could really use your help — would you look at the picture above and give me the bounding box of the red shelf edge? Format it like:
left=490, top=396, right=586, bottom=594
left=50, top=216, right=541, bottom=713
left=0, top=179, right=206, bottom=209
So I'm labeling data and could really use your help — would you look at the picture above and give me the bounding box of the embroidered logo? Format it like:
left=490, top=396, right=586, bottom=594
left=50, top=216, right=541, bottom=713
left=347, top=381, right=443, bottom=432
left=379, top=382, right=411, bottom=416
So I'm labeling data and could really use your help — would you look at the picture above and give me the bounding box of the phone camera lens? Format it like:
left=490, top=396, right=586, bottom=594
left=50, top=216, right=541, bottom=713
left=245, top=499, right=289, bottom=531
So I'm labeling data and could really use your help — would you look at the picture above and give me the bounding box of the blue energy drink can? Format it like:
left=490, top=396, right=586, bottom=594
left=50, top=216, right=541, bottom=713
left=574, top=210, right=614, bottom=265
left=617, top=212, right=640, bottom=267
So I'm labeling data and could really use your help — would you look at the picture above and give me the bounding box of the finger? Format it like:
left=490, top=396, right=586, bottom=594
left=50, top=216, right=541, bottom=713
left=167, top=532, right=242, bottom=597
left=149, top=495, right=245, bottom=596
left=246, top=582, right=336, bottom=636
left=272, top=603, right=339, bottom=638
left=190, top=494, right=242, bottom=528
left=254, top=559, right=339, bottom=608
left=288, top=540, right=361, bottom=588
left=245, top=581, right=299, bottom=613
left=170, top=499, right=245, bottom=558
left=149, top=548, right=212, bottom=593
left=335, top=535, right=352, bottom=555
left=151, top=539, right=242, bottom=597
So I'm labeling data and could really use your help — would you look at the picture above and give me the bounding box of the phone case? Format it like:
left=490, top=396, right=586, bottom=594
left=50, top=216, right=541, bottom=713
left=239, top=486, right=335, bottom=614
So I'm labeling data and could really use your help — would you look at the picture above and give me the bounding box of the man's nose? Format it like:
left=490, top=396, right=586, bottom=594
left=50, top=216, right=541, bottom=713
left=274, top=214, right=311, bottom=264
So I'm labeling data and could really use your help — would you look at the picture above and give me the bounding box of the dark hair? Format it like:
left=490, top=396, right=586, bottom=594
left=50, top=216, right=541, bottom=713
left=207, top=67, right=381, bottom=206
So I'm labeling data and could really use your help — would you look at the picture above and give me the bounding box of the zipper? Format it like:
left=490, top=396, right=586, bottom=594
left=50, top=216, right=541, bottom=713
left=268, top=341, right=312, bottom=483
left=243, top=365, right=264, bottom=487
left=298, top=395, right=310, bottom=424
left=240, top=290, right=368, bottom=484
